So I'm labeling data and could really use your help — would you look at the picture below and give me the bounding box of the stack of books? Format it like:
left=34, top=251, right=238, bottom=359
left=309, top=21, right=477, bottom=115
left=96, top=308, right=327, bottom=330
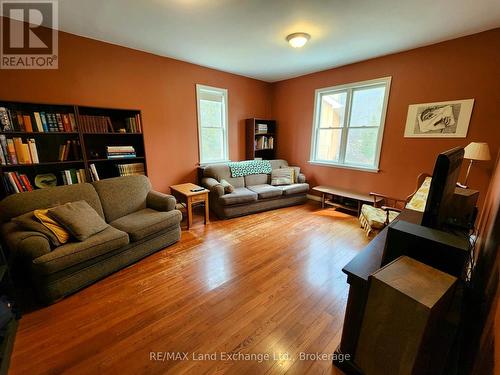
left=2, top=171, right=33, bottom=194
left=0, top=136, right=39, bottom=165
left=78, top=115, right=114, bottom=133
left=58, top=140, right=81, bottom=161
left=124, top=115, right=142, bottom=133
left=0, top=107, right=77, bottom=133
left=256, top=123, right=268, bottom=134
left=106, top=146, right=136, bottom=159
left=61, top=169, right=86, bottom=185
left=117, top=162, right=145, bottom=176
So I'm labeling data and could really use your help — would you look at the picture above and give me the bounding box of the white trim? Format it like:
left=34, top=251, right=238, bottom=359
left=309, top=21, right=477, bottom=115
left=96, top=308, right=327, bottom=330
left=196, top=84, right=229, bottom=164
left=308, top=160, right=379, bottom=173
left=309, top=76, right=391, bottom=172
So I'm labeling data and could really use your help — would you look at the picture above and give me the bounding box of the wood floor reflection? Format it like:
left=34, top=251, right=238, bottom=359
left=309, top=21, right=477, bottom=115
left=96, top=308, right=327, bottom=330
left=10, top=202, right=369, bottom=374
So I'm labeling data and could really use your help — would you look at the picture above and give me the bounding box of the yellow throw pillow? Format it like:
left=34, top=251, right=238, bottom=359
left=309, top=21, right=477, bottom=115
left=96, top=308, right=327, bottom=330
left=34, top=209, right=70, bottom=244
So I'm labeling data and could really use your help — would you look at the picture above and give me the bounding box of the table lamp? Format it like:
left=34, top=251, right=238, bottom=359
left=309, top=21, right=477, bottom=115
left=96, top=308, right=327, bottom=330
left=462, top=142, right=491, bottom=187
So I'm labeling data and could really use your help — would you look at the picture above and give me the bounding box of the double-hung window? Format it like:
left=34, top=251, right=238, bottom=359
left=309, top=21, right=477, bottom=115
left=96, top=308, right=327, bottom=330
left=196, top=84, right=229, bottom=164
left=310, top=77, right=391, bottom=171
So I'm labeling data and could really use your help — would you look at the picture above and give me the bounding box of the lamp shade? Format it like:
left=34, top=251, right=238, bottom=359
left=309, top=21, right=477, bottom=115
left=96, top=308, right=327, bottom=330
left=464, top=142, right=491, bottom=161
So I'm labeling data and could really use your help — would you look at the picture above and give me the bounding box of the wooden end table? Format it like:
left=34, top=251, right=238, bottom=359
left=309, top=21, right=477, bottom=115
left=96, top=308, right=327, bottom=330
left=170, top=183, right=210, bottom=229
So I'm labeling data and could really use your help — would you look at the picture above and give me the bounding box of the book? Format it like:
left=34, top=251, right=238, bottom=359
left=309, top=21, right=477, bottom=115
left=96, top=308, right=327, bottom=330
left=69, top=113, right=77, bottom=131
left=13, top=138, right=26, bottom=164
left=39, top=112, right=49, bottom=132
left=23, top=115, right=33, bottom=132
left=0, top=107, right=13, bottom=131
left=6, top=139, right=17, bottom=164
left=6, top=172, right=20, bottom=193
left=90, top=164, right=100, bottom=181
left=16, top=114, right=25, bottom=132
left=117, top=162, right=145, bottom=176
left=27, top=138, right=39, bottom=163
left=33, top=112, right=43, bottom=132
left=62, top=114, right=71, bottom=132
left=56, top=113, right=64, bottom=132
left=20, top=174, right=33, bottom=191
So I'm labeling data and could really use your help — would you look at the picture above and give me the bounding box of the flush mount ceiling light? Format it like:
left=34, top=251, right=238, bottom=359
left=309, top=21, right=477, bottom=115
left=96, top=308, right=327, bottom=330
left=286, top=32, right=311, bottom=48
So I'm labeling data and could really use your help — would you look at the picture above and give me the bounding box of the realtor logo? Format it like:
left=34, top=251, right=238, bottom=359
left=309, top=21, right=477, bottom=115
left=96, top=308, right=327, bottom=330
left=1, top=0, right=58, bottom=69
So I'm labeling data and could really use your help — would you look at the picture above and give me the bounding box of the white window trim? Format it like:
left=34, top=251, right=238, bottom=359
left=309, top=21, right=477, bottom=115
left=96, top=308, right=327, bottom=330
left=196, top=84, right=230, bottom=165
left=309, top=76, right=391, bottom=172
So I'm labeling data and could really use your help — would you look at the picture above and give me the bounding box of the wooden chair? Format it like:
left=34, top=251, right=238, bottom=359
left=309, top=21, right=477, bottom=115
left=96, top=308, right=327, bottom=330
left=359, top=173, right=431, bottom=236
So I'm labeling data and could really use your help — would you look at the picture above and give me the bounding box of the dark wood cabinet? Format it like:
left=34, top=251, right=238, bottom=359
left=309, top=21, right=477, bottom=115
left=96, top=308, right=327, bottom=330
left=0, top=100, right=147, bottom=199
left=245, top=118, right=276, bottom=160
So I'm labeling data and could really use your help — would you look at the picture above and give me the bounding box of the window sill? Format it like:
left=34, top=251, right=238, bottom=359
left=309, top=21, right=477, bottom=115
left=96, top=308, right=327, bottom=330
left=308, top=160, right=379, bottom=173
left=199, top=160, right=231, bottom=167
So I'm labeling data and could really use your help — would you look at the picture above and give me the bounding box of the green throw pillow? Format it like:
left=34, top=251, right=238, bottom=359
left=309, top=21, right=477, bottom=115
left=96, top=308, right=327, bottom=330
left=48, top=201, right=109, bottom=241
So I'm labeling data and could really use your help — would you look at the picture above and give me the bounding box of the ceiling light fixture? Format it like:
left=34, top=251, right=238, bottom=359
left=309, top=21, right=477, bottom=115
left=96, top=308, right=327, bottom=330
left=286, top=32, right=310, bottom=48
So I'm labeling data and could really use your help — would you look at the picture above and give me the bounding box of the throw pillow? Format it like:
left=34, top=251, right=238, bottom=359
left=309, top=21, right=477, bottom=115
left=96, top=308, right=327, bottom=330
left=284, top=166, right=301, bottom=183
left=219, top=179, right=234, bottom=194
left=12, top=211, right=62, bottom=247
left=271, top=168, right=294, bottom=186
left=33, top=209, right=71, bottom=244
left=48, top=201, right=109, bottom=242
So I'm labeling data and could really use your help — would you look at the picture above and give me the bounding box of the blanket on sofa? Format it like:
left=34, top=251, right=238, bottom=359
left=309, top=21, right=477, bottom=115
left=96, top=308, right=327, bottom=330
left=228, top=160, right=272, bottom=177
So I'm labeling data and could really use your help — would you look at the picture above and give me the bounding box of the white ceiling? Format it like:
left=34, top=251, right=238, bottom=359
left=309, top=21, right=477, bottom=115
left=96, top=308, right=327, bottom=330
left=52, top=0, right=500, bottom=81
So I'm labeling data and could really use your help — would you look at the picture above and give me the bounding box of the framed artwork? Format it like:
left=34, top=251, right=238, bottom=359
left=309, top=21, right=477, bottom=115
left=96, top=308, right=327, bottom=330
left=404, top=99, right=474, bottom=138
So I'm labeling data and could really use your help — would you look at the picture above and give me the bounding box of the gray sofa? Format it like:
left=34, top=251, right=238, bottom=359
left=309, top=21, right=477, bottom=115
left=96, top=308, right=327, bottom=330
left=0, top=175, right=182, bottom=304
left=201, top=159, right=309, bottom=219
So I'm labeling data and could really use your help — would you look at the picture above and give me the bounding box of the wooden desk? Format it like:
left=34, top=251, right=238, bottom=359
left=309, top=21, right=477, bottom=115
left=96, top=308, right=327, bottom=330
left=170, top=183, right=210, bottom=230
left=312, top=185, right=383, bottom=216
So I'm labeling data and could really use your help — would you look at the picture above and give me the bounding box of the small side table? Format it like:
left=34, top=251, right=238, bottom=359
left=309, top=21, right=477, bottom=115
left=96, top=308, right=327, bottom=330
left=170, top=183, right=210, bottom=229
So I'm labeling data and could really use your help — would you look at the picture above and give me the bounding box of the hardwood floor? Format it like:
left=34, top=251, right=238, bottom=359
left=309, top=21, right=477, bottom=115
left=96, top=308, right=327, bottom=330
left=10, top=202, right=369, bottom=375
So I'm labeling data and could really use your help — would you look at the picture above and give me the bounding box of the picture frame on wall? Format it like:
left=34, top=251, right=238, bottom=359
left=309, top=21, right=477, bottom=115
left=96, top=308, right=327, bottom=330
left=404, top=99, right=474, bottom=138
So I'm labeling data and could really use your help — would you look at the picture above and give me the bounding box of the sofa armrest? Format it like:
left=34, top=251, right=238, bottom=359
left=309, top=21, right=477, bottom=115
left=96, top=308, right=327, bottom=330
left=4, top=230, right=51, bottom=262
left=201, top=177, right=224, bottom=198
left=297, top=173, right=307, bottom=183
left=147, top=191, right=176, bottom=212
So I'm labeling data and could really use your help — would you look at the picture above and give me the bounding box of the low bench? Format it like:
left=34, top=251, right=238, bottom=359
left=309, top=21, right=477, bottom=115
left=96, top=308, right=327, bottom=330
left=312, top=185, right=383, bottom=216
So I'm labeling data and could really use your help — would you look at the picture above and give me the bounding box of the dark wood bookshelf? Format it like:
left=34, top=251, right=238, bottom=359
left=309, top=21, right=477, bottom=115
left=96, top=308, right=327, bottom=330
left=0, top=100, right=147, bottom=199
left=245, top=118, right=276, bottom=160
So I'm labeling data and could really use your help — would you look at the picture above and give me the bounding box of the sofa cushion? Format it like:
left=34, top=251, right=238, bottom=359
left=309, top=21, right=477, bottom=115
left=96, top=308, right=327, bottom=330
left=34, top=209, right=71, bottom=244
left=33, top=226, right=129, bottom=275
left=244, top=173, right=269, bottom=186
left=92, top=175, right=151, bottom=222
left=283, top=166, right=301, bottom=183
left=269, top=159, right=289, bottom=170
left=49, top=201, right=109, bottom=241
left=279, top=183, right=310, bottom=195
left=218, top=187, right=258, bottom=206
left=271, top=168, right=294, bottom=186
left=110, top=208, right=182, bottom=242
left=247, top=184, right=283, bottom=199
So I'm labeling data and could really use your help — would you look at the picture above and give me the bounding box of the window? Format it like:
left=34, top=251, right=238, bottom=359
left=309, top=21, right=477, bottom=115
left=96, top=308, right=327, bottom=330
left=196, top=84, right=229, bottom=164
left=310, top=77, right=391, bottom=171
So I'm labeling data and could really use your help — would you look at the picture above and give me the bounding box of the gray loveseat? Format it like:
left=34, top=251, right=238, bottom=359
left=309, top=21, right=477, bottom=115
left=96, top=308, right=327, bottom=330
left=0, top=175, right=182, bottom=304
left=201, top=159, right=309, bottom=219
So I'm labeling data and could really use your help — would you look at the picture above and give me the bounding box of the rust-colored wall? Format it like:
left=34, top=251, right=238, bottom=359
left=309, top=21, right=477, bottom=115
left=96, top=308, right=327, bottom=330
left=272, top=28, right=500, bottom=208
left=0, top=26, right=272, bottom=192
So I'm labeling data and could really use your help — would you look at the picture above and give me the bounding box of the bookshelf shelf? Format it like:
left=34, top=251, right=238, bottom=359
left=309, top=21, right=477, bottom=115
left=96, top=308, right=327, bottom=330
left=0, top=100, right=147, bottom=198
left=246, top=118, right=276, bottom=160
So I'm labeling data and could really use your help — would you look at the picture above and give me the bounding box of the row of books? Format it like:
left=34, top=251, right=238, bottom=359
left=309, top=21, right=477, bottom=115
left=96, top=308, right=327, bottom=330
left=0, top=136, right=39, bottom=165
left=78, top=115, right=113, bottom=133
left=61, top=169, right=87, bottom=185
left=255, top=136, right=274, bottom=150
left=2, top=171, right=33, bottom=194
left=117, top=163, right=145, bottom=176
left=58, top=140, right=82, bottom=161
left=124, top=115, right=142, bottom=133
left=106, top=145, right=136, bottom=159
left=0, top=107, right=77, bottom=133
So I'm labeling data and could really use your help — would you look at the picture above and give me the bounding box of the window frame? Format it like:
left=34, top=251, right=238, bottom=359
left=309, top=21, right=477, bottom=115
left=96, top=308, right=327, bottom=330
left=309, top=76, right=391, bottom=172
left=196, top=84, right=230, bottom=165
